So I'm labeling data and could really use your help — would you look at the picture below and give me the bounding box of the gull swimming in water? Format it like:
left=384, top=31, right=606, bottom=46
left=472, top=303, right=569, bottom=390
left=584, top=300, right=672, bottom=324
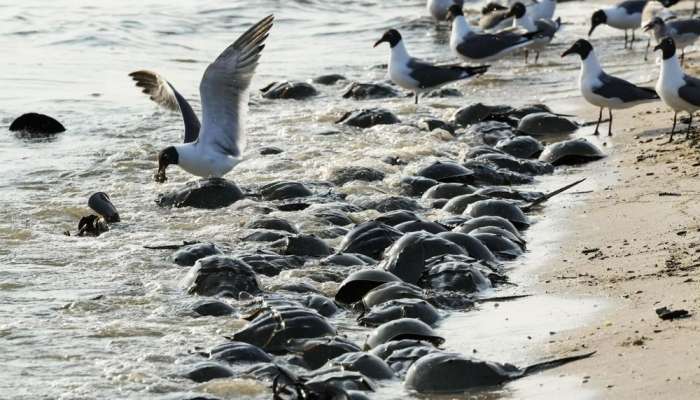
left=130, top=15, right=274, bottom=183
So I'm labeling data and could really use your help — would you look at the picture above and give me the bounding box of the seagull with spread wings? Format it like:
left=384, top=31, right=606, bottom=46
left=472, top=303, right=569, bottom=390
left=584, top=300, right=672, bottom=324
left=130, top=15, right=273, bottom=183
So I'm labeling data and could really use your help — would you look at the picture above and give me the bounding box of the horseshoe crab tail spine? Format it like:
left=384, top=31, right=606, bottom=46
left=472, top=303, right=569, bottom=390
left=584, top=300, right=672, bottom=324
left=521, top=178, right=587, bottom=212
left=143, top=241, right=201, bottom=250
left=522, top=351, right=597, bottom=376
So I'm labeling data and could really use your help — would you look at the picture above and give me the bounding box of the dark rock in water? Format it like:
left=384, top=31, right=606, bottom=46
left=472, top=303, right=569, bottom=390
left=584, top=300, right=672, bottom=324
left=243, top=229, right=290, bottom=242
left=400, top=176, right=439, bottom=197
left=246, top=217, right=298, bottom=233
left=337, top=108, right=400, bottom=128
left=185, top=362, right=234, bottom=383
left=374, top=210, right=421, bottom=227
left=286, top=337, right=362, bottom=370
left=466, top=121, right=515, bottom=146
left=261, top=81, right=318, bottom=100
left=325, top=352, right=396, bottom=380
left=437, top=232, right=497, bottom=263
left=507, top=103, right=554, bottom=119
left=420, top=259, right=493, bottom=293
left=238, top=252, right=305, bottom=277
left=364, top=318, right=445, bottom=350
left=185, top=256, right=261, bottom=298
left=338, top=221, right=403, bottom=259
left=462, top=160, right=534, bottom=185
left=471, top=232, right=524, bottom=260
left=362, top=282, right=425, bottom=309
left=395, top=220, right=447, bottom=234
left=475, top=186, right=543, bottom=202
left=321, top=253, right=373, bottom=267
left=172, top=243, right=223, bottom=266
left=518, top=112, right=579, bottom=136
left=354, top=196, right=422, bottom=213
left=441, top=194, right=490, bottom=215
left=466, top=200, right=530, bottom=230
left=381, top=231, right=467, bottom=284
left=192, top=299, right=235, bottom=317
left=313, top=74, right=347, bottom=85
left=274, top=234, right=332, bottom=257
left=421, top=183, right=476, bottom=200
left=9, top=113, right=66, bottom=137
left=231, top=307, right=336, bottom=353
left=464, top=145, right=505, bottom=159
left=358, top=299, right=440, bottom=328
left=305, top=294, right=339, bottom=317
left=386, top=345, right=441, bottom=377
left=495, top=135, right=544, bottom=159
left=452, top=103, right=513, bottom=126
left=476, top=153, right=554, bottom=175
left=259, top=146, right=284, bottom=155
left=342, top=82, right=400, bottom=100
left=209, top=341, right=273, bottom=364
left=260, top=181, right=313, bottom=201
left=156, top=178, right=245, bottom=209
left=335, top=269, right=402, bottom=304
left=330, top=166, right=385, bottom=185
left=425, top=88, right=462, bottom=98
left=417, top=161, right=474, bottom=185
left=420, top=119, right=457, bottom=135
left=538, top=138, right=605, bottom=166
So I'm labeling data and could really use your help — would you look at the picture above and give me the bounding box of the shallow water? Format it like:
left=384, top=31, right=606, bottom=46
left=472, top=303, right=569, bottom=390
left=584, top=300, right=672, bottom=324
left=0, top=0, right=676, bottom=399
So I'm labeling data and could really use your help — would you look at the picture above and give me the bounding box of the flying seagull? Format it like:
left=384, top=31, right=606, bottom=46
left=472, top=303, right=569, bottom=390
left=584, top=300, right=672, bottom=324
left=655, top=36, right=700, bottom=141
left=130, top=15, right=274, bottom=183
left=374, top=29, right=489, bottom=104
left=562, top=39, right=659, bottom=136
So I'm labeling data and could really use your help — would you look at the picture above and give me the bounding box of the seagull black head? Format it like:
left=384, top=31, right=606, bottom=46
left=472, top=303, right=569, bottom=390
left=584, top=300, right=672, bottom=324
left=482, top=2, right=508, bottom=14
left=156, top=146, right=179, bottom=183
left=374, top=29, right=402, bottom=48
left=643, top=17, right=664, bottom=32
left=446, top=4, right=464, bottom=21
left=589, top=10, right=607, bottom=37
left=654, top=36, right=677, bottom=60
left=506, top=2, right=527, bottom=19
left=657, top=0, right=680, bottom=7
left=561, top=39, right=594, bottom=60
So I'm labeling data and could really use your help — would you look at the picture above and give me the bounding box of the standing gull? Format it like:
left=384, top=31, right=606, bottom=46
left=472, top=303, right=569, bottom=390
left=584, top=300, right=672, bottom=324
left=562, top=39, right=659, bottom=136
left=644, top=17, right=700, bottom=64
left=655, top=37, right=700, bottom=141
left=589, top=0, right=648, bottom=49
left=642, top=0, right=678, bottom=61
left=374, top=29, right=489, bottom=104
left=427, top=0, right=464, bottom=22
left=131, top=15, right=274, bottom=183
left=507, top=2, right=562, bottom=63
left=448, top=5, right=540, bottom=63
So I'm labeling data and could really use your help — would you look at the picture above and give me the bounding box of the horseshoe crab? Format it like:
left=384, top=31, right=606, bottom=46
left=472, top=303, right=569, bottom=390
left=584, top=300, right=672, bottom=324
left=337, top=221, right=403, bottom=259
left=185, top=362, right=234, bottom=383
left=358, top=298, right=441, bottom=327
left=321, top=253, right=374, bottom=267
left=538, top=138, right=605, bottom=166
left=304, top=295, right=339, bottom=318
left=324, top=352, right=395, bottom=380
left=208, top=341, right=273, bottom=364
left=417, top=161, right=474, bottom=184
left=476, top=153, right=554, bottom=175
left=518, top=112, right=579, bottom=136
left=475, top=186, right=543, bottom=202
left=237, top=252, right=305, bottom=277
left=437, top=232, right=498, bottom=263
left=471, top=232, right=524, bottom=260
left=495, top=135, right=544, bottom=158
left=192, top=299, right=235, bottom=317
left=335, top=269, right=402, bottom=304
left=400, top=176, right=439, bottom=197
left=380, top=232, right=467, bottom=284
left=395, top=220, right=447, bottom=234
left=361, top=281, right=426, bottom=309
left=462, top=160, right=534, bottom=186
left=441, top=194, right=490, bottom=215
left=421, top=183, right=477, bottom=200
left=373, top=210, right=421, bottom=227
left=420, top=260, right=493, bottom=293
left=364, top=318, right=445, bottom=350
left=286, top=337, right=362, bottom=370
left=454, top=215, right=522, bottom=237
left=385, top=344, right=442, bottom=377
left=464, top=145, right=505, bottom=158
left=405, top=351, right=596, bottom=393
left=246, top=217, right=298, bottom=233
left=471, top=226, right=526, bottom=249
left=172, top=243, right=223, bottom=266
left=369, top=339, right=437, bottom=360
left=465, top=200, right=530, bottom=230
left=274, top=234, right=332, bottom=257
left=184, top=256, right=261, bottom=298
left=260, top=181, right=313, bottom=201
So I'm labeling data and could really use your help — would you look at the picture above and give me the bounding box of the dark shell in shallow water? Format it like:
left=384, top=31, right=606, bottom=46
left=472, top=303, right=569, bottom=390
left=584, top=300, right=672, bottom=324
left=354, top=196, right=422, bottom=213
left=454, top=215, right=522, bottom=237
left=471, top=232, right=524, bottom=260
left=386, top=345, right=442, bottom=377
left=329, top=166, right=385, bottom=185
left=471, top=226, right=526, bottom=249
left=361, top=281, right=426, bottom=309
left=286, top=336, right=362, bottom=370
left=185, top=256, right=261, bottom=298
left=312, top=74, right=347, bottom=85
left=324, top=352, right=396, bottom=380
left=208, top=341, right=273, bottom=364
left=475, top=186, right=543, bottom=202
left=476, top=153, right=554, bottom=175
left=304, top=294, right=339, bottom=317
left=156, top=178, right=245, bottom=209
left=373, top=210, right=422, bottom=227
left=400, top=176, right=439, bottom=197
left=192, top=299, right=235, bottom=317
left=538, top=138, right=605, bottom=166
left=246, top=217, right=298, bottom=233
left=466, top=121, right=515, bottom=146
left=421, top=183, right=477, bottom=200
left=172, top=243, right=223, bottom=266
left=518, top=112, right=579, bottom=136
left=303, top=370, right=377, bottom=393
left=342, top=82, right=400, bottom=100
left=466, top=200, right=530, bottom=230
left=364, top=318, right=445, bottom=350
left=417, top=161, right=474, bottom=185
left=451, top=103, right=513, bottom=126
left=437, top=232, right=497, bottom=263
left=274, top=234, right=332, bottom=257
left=462, top=160, right=534, bottom=186
left=338, top=221, right=403, bottom=260
left=243, top=229, right=290, bottom=243
left=185, top=362, right=235, bottom=383
left=337, top=108, right=400, bottom=128
left=9, top=112, right=65, bottom=137
left=260, top=181, right=313, bottom=201
left=370, top=339, right=435, bottom=360
left=464, top=145, right=505, bottom=159
left=441, top=194, right=490, bottom=215
left=237, top=253, right=305, bottom=277
left=420, top=260, right=493, bottom=293
left=321, top=253, right=373, bottom=267
left=335, top=269, right=402, bottom=304
left=394, top=220, right=447, bottom=235
left=495, top=135, right=544, bottom=158
left=261, top=80, right=318, bottom=100
left=358, top=298, right=440, bottom=327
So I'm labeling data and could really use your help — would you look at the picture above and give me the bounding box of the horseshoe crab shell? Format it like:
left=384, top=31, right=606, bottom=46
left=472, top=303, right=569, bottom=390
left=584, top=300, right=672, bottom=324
left=465, top=200, right=530, bottom=230
left=324, top=352, right=396, bottom=380
left=370, top=339, right=436, bottom=360
left=417, top=161, right=474, bottom=184
left=286, top=337, right=362, bottom=370
left=421, top=183, right=477, bottom=200
left=495, top=135, right=545, bottom=158
left=184, top=256, right=261, bottom=298
left=386, top=345, right=442, bottom=377
left=471, top=232, right=524, bottom=260
left=517, top=112, right=579, bottom=136
left=364, top=318, right=445, bottom=350
left=395, top=220, right=447, bottom=234
left=437, top=232, right=498, bottom=263
left=338, top=221, right=403, bottom=259
left=358, top=298, right=441, bottom=327
left=420, top=261, right=493, bottom=293
left=361, top=281, right=426, bottom=309
left=335, top=269, right=402, bottom=304
left=538, top=138, right=605, bottom=166
left=441, top=194, right=490, bottom=215
left=454, top=215, right=522, bottom=237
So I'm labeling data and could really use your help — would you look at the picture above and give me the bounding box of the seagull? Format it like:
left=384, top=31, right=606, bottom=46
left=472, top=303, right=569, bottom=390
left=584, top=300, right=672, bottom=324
left=480, top=2, right=514, bottom=31
left=427, top=0, right=464, bottom=22
left=448, top=5, right=540, bottom=63
left=642, top=0, right=678, bottom=60
left=130, top=15, right=273, bottom=183
left=644, top=17, right=700, bottom=64
left=562, top=39, right=659, bottom=136
left=374, top=29, right=489, bottom=104
left=530, top=0, right=557, bottom=21
left=507, top=2, right=562, bottom=63
left=654, top=37, right=700, bottom=141
left=589, top=0, right=648, bottom=49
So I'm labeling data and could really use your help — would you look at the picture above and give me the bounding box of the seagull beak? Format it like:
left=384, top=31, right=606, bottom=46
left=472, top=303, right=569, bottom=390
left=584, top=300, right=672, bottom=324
left=374, top=34, right=388, bottom=48
left=561, top=45, right=575, bottom=58
left=588, top=24, right=597, bottom=37
left=653, top=43, right=663, bottom=52
left=155, top=164, right=168, bottom=183
left=643, top=22, right=653, bottom=32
